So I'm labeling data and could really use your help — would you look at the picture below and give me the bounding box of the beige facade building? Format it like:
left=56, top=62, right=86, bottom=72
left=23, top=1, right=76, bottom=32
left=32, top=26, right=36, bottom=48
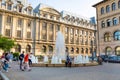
left=93, top=0, right=120, bottom=55
left=0, top=0, right=96, bottom=57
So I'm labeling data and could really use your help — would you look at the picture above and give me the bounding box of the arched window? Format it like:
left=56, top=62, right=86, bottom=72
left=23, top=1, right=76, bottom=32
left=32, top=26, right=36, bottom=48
left=42, top=45, right=46, bottom=53
left=106, top=47, right=112, bottom=55
left=81, top=48, right=84, bottom=54
left=118, top=1, right=120, bottom=8
left=101, top=7, right=104, bottom=14
left=76, top=48, right=79, bottom=54
left=66, top=47, right=68, bottom=52
left=104, top=33, right=111, bottom=42
left=26, top=45, right=31, bottom=52
left=15, top=44, right=21, bottom=52
left=101, top=21, right=105, bottom=28
left=86, top=48, right=88, bottom=54
left=49, top=46, right=53, bottom=53
left=115, top=47, right=120, bottom=55
left=112, top=3, right=116, bottom=11
left=71, top=47, right=74, bottom=53
left=113, top=17, right=118, bottom=25
left=114, top=31, right=120, bottom=40
left=106, top=5, right=110, bottom=13
left=106, top=19, right=111, bottom=27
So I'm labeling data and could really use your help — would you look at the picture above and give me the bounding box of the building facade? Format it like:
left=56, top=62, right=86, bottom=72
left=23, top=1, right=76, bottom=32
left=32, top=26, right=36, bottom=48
left=0, top=0, right=96, bottom=57
left=93, top=0, right=120, bottom=55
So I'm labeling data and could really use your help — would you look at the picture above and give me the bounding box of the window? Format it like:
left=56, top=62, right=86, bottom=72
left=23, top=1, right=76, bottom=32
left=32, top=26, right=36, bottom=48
left=104, top=33, right=111, bottom=42
left=28, top=9, right=32, bottom=15
left=18, top=18, right=22, bottom=26
left=42, top=22, right=47, bottom=30
left=5, top=29, right=10, bottom=36
left=7, top=4, right=12, bottom=10
left=7, top=16, right=12, bottom=24
left=113, top=17, right=118, bottom=25
left=114, top=31, right=120, bottom=40
left=15, top=44, right=21, bottom=52
left=26, top=45, right=31, bottom=52
left=49, top=34, right=53, bottom=40
left=112, top=3, right=116, bottom=11
left=101, top=21, right=105, bottom=28
left=49, top=24, right=53, bottom=31
left=27, top=32, right=31, bottom=39
left=42, top=45, right=46, bottom=53
left=86, top=48, right=88, bottom=54
left=81, top=48, right=84, bottom=54
left=118, top=1, right=120, bottom=8
left=17, top=30, right=21, bottom=38
left=105, top=47, right=112, bottom=55
left=75, top=29, right=78, bottom=35
left=49, top=46, right=53, bottom=53
left=101, top=7, right=104, bottom=14
left=106, top=19, right=111, bottom=27
left=76, top=48, right=79, bottom=53
left=115, top=47, right=120, bottom=55
left=106, top=5, right=110, bottom=13
left=56, top=25, right=60, bottom=31
left=19, top=7, right=22, bottom=12
left=28, top=21, right=31, bottom=28
left=65, top=27, right=69, bottom=33
left=43, top=14, right=47, bottom=18
left=50, top=15, right=54, bottom=20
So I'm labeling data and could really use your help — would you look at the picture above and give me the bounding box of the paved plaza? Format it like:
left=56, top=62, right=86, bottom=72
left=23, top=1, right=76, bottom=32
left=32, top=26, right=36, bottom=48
left=2, top=62, right=120, bottom=80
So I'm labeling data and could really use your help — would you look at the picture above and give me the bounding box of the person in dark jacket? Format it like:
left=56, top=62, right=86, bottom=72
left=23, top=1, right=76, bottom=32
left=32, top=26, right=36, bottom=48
left=19, top=51, right=25, bottom=71
left=65, top=55, right=72, bottom=67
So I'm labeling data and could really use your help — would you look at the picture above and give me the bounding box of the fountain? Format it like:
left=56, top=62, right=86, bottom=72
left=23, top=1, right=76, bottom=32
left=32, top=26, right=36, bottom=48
left=51, top=31, right=66, bottom=64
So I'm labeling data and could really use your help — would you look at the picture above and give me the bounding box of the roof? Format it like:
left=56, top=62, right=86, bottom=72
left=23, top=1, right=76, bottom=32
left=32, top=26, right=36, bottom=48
left=93, top=0, right=108, bottom=7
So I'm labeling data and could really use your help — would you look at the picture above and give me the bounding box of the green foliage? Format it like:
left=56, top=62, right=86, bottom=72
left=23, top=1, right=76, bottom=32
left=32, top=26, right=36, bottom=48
left=13, top=52, right=19, bottom=60
left=0, top=35, right=15, bottom=51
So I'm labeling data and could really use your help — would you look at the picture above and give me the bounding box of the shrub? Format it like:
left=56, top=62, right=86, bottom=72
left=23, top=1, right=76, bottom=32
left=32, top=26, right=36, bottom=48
left=13, top=52, right=19, bottom=61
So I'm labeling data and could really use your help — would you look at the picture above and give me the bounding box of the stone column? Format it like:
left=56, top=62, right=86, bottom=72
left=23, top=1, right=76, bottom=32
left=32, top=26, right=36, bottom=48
left=39, top=21, right=42, bottom=41
left=53, top=24, right=56, bottom=42
left=47, top=22, right=49, bottom=41
left=1, top=14, right=5, bottom=35
left=22, top=19, right=27, bottom=39
left=11, top=16, right=16, bottom=38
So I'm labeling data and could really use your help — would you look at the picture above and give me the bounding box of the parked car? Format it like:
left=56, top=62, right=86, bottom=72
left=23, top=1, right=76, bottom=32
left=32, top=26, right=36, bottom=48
left=107, top=56, right=120, bottom=63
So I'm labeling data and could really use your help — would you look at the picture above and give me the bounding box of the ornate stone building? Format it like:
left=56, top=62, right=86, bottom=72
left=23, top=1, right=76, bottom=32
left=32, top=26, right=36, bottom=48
left=0, top=0, right=96, bottom=57
left=93, top=0, right=120, bottom=55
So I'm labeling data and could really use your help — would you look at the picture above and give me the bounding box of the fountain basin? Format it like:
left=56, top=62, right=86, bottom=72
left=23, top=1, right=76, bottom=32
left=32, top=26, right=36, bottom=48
left=30, top=62, right=98, bottom=67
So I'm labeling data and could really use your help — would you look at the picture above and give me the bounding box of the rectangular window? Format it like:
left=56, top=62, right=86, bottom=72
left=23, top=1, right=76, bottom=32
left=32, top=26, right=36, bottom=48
left=17, top=30, right=21, bottom=38
left=49, top=24, right=54, bottom=31
left=28, top=21, right=31, bottom=28
left=7, top=4, right=12, bottom=10
left=56, top=25, right=60, bottom=31
left=42, top=22, right=47, bottom=30
left=18, top=18, right=22, bottom=26
left=5, top=29, right=10, bottom=37
left=7, top=16, right=12, bottom=24
left=27, top=32, right=31, bottom=39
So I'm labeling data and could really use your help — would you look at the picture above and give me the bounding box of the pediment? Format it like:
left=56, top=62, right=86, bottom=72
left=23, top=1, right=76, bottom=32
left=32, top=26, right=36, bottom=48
left=41, top=8, right=60, bottom=15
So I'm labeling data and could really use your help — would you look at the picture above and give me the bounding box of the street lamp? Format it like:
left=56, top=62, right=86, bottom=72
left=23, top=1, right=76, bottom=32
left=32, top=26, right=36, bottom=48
left=91, top=40, right=94, bottom=61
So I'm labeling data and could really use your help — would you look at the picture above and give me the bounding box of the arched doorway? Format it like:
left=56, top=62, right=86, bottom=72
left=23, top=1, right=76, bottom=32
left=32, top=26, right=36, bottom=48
left=81, top=48, right=84, bottom=54
left=42, top=45, right=46, bottom=53
left=15, top=44, right=21, bottom=52
left=26, top=45, right=31, bottom=53
left=105, top=47, right=112, bottom=55
left=115, top=47, right=120, bottom=55
left=86, top=48, right=88, bottom=54
left=49, top=46, right=53, bottom=53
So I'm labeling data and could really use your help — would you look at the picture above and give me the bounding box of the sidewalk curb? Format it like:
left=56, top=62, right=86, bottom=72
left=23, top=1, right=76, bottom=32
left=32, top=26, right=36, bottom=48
left=0, top=71, right=9, bottom=80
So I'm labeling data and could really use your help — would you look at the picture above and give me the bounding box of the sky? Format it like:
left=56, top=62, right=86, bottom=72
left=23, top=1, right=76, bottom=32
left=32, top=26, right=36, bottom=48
left=28, top=0, right=102, bottom=18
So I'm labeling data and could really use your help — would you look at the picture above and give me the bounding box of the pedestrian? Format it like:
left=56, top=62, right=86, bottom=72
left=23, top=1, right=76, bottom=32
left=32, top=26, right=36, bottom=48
left=24, top=53, right=31, bottom=71
left=65, top=55, right=72, bottom=67
left=28, top=53, right=33, bottom=66
left=19, top=51, right=25, bottom=71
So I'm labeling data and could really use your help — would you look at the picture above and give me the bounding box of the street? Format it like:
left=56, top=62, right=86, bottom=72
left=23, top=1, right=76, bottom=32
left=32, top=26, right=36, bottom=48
left=3, top=62, right=120, bottom=80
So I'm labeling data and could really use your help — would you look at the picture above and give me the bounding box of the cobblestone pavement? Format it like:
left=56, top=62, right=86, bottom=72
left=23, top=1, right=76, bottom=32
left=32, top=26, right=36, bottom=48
left=2, top=62, right=120, bottom=80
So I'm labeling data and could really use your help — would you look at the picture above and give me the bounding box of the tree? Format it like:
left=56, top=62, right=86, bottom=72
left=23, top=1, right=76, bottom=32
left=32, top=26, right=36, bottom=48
left=0, top=35, right=15, bottom=52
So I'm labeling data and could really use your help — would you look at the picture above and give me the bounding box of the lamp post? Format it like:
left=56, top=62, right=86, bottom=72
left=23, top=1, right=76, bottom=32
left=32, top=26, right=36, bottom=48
left=91, top=40, right=94, bottom=61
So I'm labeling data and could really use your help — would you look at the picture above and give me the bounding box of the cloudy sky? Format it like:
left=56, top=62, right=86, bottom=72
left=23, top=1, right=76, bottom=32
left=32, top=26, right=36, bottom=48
left=28, top=0, right=102, bottom=18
